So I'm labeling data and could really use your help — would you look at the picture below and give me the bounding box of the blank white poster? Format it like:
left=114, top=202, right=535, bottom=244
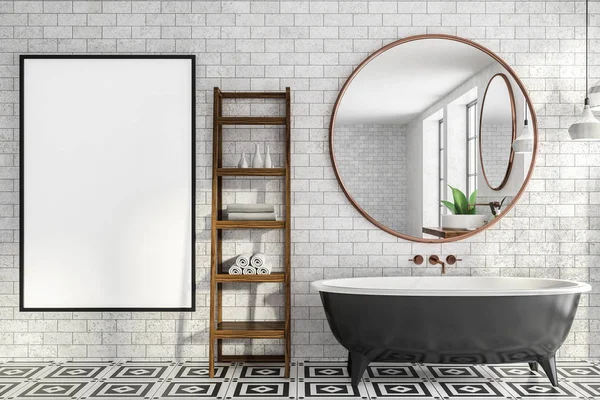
left=21, top=57, right=194, bottom=309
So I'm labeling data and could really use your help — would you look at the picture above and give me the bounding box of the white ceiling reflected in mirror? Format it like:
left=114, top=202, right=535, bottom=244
left=330, top=35, right=537, bottom=242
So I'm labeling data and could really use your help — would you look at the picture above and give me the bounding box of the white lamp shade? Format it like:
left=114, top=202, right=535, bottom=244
left=589, top=82, right=600, bottom=110
left=568, top=104, right=600, bottom=140
left=512, top=124, right=533, bottom=153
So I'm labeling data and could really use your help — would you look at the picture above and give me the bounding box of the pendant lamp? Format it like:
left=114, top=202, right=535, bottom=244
left=568, top=0, right=600, bottom=140
left=512, top=102, right=533, bottom=153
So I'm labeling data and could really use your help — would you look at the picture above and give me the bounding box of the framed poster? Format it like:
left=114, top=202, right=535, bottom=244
left=20, top=55, right=195, bottom=311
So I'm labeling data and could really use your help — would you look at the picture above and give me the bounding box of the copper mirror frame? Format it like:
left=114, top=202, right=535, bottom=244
left=329, top=34, right=538, bottom=243
left=479, top=73, right=517, bottom=191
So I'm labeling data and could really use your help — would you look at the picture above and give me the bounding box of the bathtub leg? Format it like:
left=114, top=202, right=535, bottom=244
left=346, top=352, right=352, bottom=376
left=528, top=362, right=538, bottom=372
left=349, top=352, right=370, bottom=387
left=540, top=355, right=558, bottom=387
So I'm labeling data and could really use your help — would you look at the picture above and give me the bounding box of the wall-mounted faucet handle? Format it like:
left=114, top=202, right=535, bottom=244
left=446, top=255, right=462, bottom=265
left=429, top=255, right=447, bottom=274
left=409, top=255, right=424, bottom=265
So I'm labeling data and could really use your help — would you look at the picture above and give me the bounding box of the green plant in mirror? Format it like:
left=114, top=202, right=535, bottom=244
left=441, top=185, right=477, bottom=215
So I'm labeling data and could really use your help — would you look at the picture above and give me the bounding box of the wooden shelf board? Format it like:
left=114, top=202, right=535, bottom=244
left=422, top=227, right=470, bottom=239
left=216, top=273, right=285, bottom=283
left=215, top=321, right=285, bottom=339
left=219, top=354, right=285, bottom=362
left=220, top=91, right=286, bottom=99
left=217, top=168, right=286, bottom=177
left=215, top=220, right=285, bottom=229
left=218, top=116, right=286, bottom=125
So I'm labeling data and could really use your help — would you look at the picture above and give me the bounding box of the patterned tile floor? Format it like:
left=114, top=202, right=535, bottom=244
left=0, top=360, right=598, bottom=399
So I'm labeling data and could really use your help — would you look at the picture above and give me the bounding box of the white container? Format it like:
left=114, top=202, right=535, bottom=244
left=442, top=214, right=488, bottom=230
left=264, top=144, right=272, bottom=168
left=238, top=152, right=248, bottom=168
left=252, top=144, right=263, bottom=168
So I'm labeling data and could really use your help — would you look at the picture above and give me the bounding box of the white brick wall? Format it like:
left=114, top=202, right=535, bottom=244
left=335, top=124, right=407, bottom=233
left=0, top=0, right=598, bottom=361
left=481, top=123, right=513, bottom=187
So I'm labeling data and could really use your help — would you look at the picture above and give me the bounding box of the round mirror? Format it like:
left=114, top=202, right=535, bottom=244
left=479, top=74, right=516, bottom=190
left=330, top=35, right=537, bottom=242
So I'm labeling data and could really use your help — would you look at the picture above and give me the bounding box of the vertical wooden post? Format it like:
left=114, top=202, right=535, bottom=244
left=284, top=87, right=292, bottom=377
left=216, top=88, right=224, bottom=362
left=209, top=87, right=220, bottom=378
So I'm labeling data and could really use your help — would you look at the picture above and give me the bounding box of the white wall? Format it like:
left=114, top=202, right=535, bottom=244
left=335, top=124, right=407, bottom=233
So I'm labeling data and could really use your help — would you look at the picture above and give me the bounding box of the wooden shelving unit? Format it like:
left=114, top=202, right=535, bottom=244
left=209, top=87, right=292, bottom=377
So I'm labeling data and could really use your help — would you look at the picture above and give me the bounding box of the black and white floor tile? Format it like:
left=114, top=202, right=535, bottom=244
left=431, top=380, right=512, bottom=399
left=13, top=381, right=90, bottom=399
left=168, top=361, right=234, bottom=381
left=422, top=364, right=489, bottom=381
left=225, top=363, right=297, bottom=400
left=0, top=360, right=597, bottom=399
left=43, top=362, right=114, bottom=380
left=296, top=361, right=368, bottom=400
left=502, top=381, right=584, bottom=399
left=366, top=380, right=440, bottom=399
left=366, top=363, right=426, bottom=380
left=556, top=363, right=600, bottom=380
left=487, top=365, right=546, bottom=379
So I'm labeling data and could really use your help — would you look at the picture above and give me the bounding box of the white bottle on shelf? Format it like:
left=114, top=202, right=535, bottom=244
left=264, top=144, right=272, bottom=168
left=252, top=143, right=263, bottom=168
left=238, top=152, right=248, bottom=168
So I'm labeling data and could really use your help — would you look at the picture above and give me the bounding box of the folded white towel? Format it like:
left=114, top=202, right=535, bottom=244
left=243, top=266, right=257, bottom=275
left=226, top=212, right=276, bottom=221
left=236, top=253, right=252, bottom=268
left=227, top=203, right=275, bottom=213
left=257, top=265, right=272, bottom=275
left=251, top=253, right=266, bottom=268
left=228, top=265, right=243, bottom=275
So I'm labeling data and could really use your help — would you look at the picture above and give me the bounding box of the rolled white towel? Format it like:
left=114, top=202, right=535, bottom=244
left=228, top=265, right=243, bottom=275
left=236, top=253, right=252, bottom=268
left=243, top=266, right=257, bottom=275
left=251, top=252, right=266, bottom=268
left=257, top=265, right=272, bottom=275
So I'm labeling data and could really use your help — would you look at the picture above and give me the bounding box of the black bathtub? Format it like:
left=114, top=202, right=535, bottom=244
left=311, top=276, right=590, bottom=387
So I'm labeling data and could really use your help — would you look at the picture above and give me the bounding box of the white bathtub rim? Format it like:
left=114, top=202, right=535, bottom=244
left=311, top=276, right=592, bottom=297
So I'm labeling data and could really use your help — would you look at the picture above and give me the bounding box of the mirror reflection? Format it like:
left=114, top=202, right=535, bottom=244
left=332, top=36, right=535, bottom=241
left=480, top=74, right=516, bottom=190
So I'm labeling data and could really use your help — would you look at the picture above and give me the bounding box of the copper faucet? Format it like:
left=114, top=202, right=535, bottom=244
left=429, top=255, right=446, bottom=274
left=470, top=197, right=507, bottom=216
left=429, top=255, right=462, bottom=274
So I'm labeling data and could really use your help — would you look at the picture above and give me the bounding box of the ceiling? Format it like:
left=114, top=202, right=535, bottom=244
left=335, top=39, right=496, bottom=126
left=481, top=75, right=514, bottom=125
